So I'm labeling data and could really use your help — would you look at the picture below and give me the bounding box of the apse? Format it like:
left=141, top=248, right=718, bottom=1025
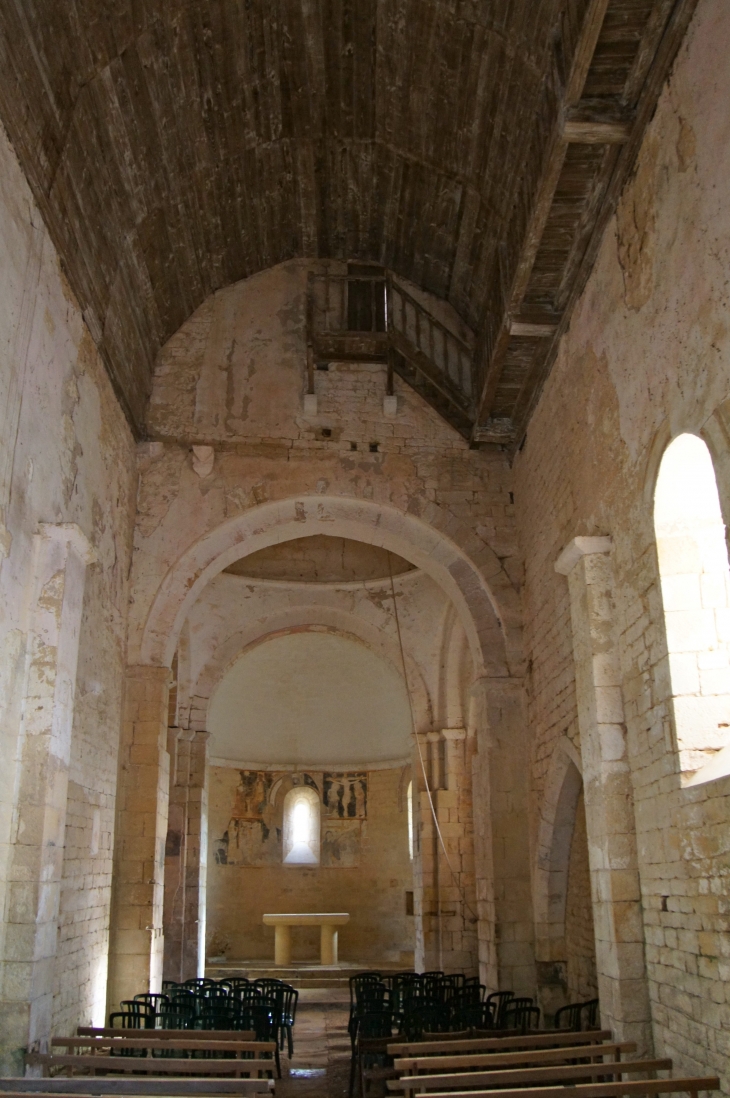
left=207, top=630, right=412, bottom=768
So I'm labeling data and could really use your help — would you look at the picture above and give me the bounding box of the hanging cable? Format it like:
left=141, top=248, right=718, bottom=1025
left=387, top=553, right=479, bottom=926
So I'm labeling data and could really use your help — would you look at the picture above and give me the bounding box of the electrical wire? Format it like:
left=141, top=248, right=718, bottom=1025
left=387, top=552, right=479, bottom=927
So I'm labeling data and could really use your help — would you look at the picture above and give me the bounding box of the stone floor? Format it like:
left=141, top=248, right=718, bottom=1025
left=276, top=1005, right=351, bottom=1098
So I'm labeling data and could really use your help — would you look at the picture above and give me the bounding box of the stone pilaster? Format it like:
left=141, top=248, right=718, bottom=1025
left=556, top=536, right=652, bottom=1051
left=0, top=523, right=95, bottom=1074
left=481, top=677, right=536, bottom=996
left=163, top=730, right=209, bottom=983
left=107, top=666, right=170, bottom=1013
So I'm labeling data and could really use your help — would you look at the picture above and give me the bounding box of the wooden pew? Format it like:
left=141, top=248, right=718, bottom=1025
left=388, top=1057, right=673, bottom=1092
left=393, top=1041, right=637, bottom=1077
left=25, top=1054, right=275, bottom=1079
left=77, top=1029, right=256, bottom=1041
left=387, top=1030, right=613, bottom=1058
left=52, top=1037, right=274, bottom=1057
left=0, top=1082, right=272, bottom=1095
left=417, top=1080, right=719, bottom=1098
left=70, top=1023, right=281, bottom=1076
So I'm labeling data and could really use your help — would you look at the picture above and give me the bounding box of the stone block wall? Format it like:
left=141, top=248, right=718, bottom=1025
left=206, top=765, right=414, bottom=965
left=564, top=791, right=597, bottom=1003
left=515, top=0, right=730, bottom=1082
left=0, top=124, right=136, bottom=1068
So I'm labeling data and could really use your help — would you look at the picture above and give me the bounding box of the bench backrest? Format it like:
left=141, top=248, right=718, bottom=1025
left=394, top=1042, right=637, bottom=1074
left=388, top=1030, right=612, bottom=1057
left=53, top=1038, right=274, bottom=1053
left=0, top=1081, right=272, bottom=1094
left=26, top=1054, right=274, bottom=1077
left=417, top=1078, right=720, bottom=1098
left=77, top=1028, right=256, bottom=1040
left=391, top=1058, right=673, bottom=1092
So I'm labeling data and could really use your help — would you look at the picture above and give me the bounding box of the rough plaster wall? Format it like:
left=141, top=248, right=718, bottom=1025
left=207, top=765, right=414, bottom=964
left=515, top=0, right=730, bottom=1082
left=564, top=791, right=597, bottom=1002
left=0, top=124, right=136, bottom=1035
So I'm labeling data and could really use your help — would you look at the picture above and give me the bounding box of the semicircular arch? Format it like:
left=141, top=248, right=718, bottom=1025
left=137, top=495, right=520, bottom=679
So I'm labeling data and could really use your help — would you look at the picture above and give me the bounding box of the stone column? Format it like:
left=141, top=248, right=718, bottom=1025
left=107, top=666, right=170, bottom=1012
left=0, top=523, right=95, bottom=1074
left=469, top=678, right=497, bottom=990
left=481, top=677, right=536, bottom=996
left=163, top=730, right=209, bottom=983
left=555, top=536, right=652, bottom=1051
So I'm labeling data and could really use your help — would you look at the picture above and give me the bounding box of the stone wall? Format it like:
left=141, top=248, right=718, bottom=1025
left=516, top=0, right=730, bottom=1080
left=109, top=257, right=530, bottom=1001
left=206, top=765, right=414, bottom=965
left=0, top=124, right=135, bottom=1067
left=564, top=792, right=597, bottom=1003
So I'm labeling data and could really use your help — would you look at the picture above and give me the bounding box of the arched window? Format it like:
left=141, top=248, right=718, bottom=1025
left=282, top=786, right=320, bottom=865
left=654, top=433, right=730, bottom=784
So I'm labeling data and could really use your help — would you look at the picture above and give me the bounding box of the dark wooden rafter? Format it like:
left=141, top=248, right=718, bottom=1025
left=472, top=0, right=700, bottom=449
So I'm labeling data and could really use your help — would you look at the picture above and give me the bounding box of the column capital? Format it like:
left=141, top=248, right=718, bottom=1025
left=426, top=730, right=442, bottom=742
left=555, top=535, right=612, bottom=576
left=441, top=727, right=466, bottom=741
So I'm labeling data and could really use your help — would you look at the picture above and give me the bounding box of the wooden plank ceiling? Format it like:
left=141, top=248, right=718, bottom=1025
left=0, top=0, right=698, bottom=442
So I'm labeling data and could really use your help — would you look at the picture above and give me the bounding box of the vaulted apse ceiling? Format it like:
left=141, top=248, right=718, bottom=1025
left=0, top=0, right=561, bottom=428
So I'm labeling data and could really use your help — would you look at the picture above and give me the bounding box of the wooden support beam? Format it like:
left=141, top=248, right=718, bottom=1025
left=564, top=100, right=634, bottom=145
left=472, top=0, right=611, bottom=439
left=510, top=0, right=701, bottom=446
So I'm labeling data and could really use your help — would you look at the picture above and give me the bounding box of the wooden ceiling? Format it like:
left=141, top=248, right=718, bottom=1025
left=0, top=0, right=697, bottom=442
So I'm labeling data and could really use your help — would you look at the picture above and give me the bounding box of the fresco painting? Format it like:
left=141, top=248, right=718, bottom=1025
left=214, top=769, right=368, bottom=867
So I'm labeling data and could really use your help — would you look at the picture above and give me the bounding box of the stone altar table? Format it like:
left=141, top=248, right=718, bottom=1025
left=263, top=913, right=350, bottom=965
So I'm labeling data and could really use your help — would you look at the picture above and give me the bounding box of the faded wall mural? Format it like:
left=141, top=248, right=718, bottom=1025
left=214, top=770, right=368, bottom=867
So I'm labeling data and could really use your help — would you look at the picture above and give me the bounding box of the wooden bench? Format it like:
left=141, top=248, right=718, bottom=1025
left=69, top=1027, right=282, bottom=1079
left=0, top=1082, right=272, bottom=1095
left=416, top=1079, right=719, bottom=1098
left=387, top=1030, right=613, bottom=1058
left=394, top=1041, right=637, bottom=1076
left=52, top=1038, right=274, bottom=1057
left=25, top=1054, right=275, bottom=1079
left=77, top=1030, right=256, bottom=1041
left=388, top=1057, right=673, bottom=1092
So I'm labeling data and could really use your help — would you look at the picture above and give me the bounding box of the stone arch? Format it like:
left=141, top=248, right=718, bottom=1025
left=533, top=737, right=584, bottom=1016
left=187, top=608, right=433, bottom=738
left=137, top=495, right=520, bottom=677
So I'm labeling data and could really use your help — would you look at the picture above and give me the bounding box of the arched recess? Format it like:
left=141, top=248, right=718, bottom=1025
left=533, top=738, right=585, bottom=1017
left=136, top=496, right=520, bottom=678
left=187, top=611, right=433, bottom=743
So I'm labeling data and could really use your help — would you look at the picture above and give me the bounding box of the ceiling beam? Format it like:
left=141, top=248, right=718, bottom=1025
left=472, top=0, right=611, bottom=442
left=471, top=0, right=700, bottom=449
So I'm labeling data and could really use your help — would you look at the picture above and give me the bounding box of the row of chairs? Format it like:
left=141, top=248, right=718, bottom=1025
left=349, top=976, right=606, bottom=1097
left=350, top=974, right=540, bottom=1040
left=111, top=977, right=298, bottom=1071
